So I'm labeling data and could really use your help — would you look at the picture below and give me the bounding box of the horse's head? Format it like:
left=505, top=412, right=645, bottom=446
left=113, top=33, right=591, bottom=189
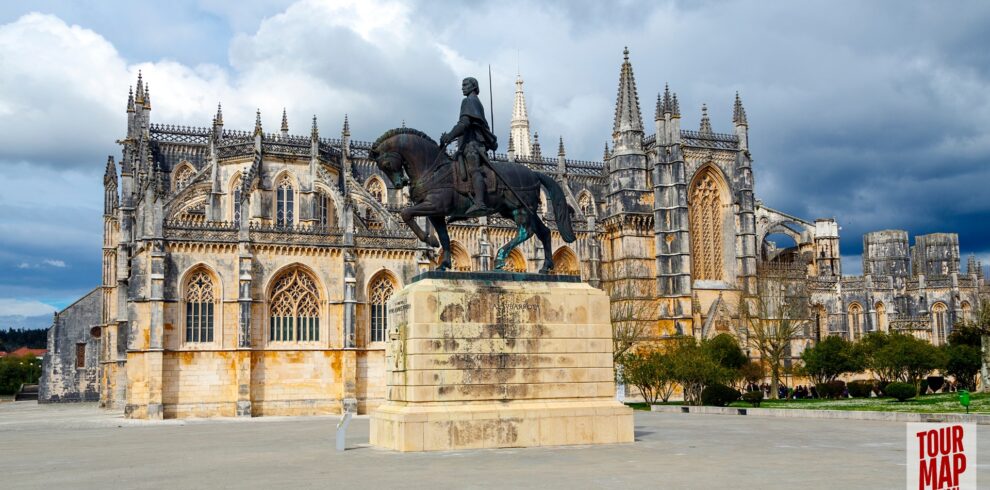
left=369, top=128, right=441, bottom=190
left=369, top=143, right=409, bottom=189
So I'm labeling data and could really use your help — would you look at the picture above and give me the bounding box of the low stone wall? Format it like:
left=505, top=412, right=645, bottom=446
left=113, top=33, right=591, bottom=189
left=650, top=404, right=990, bottom=425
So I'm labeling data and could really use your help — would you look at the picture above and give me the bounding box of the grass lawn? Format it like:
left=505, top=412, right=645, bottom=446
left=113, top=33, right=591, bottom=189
left=723, top=391, right=990, bottom=414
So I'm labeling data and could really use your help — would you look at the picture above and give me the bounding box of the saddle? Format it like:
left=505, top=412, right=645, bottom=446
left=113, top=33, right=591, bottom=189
left=451, top=153, right=499, bottom=197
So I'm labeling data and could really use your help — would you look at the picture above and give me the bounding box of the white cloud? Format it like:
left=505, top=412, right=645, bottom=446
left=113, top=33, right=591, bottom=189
left=17, top=262, right=31, bottom=269
left=0, top=298, right=57, bottom=316
left=43, top=259, right=66, bottom=268
left=0, top=0, right=989, bottom=306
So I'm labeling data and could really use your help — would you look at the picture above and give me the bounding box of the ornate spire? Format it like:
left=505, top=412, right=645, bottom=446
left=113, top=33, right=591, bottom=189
left=733, top=92, right=747, bottom=125
left=126, top=86, right=135, bottom=113
left=508, top=133, right=515, bottom=153
left=342, top=114, right=350, bottom=137
left=603, top=142, right=611, bottom=160
left=671, top=93, right=680, bottom=118
left=281, top=108, right=289, bottom=133
left=143, top=84, right=151, bottom=110
left=612, top=46, right=644, bottom=135
left=510, top=73, right=533, bottom=157
left=655, top=93, right=662, bottom=121
left=699, top=104, right=712, bottom=134
left=662, top=83, right=674, bottom=116
left=311, top=115, right=319, bottom=140
left=135, top=70, right=144, bottom=105
left=532, top=132, right=542, bottom=159
left=401, top=119, right=406, bottom=128
left=215, top=102, right=224, bottom=126
left=558, top=136, right=565, bottom=158
left=254, top=109, right=262, bottom=136
left=104, top=156, right=117, bottom=185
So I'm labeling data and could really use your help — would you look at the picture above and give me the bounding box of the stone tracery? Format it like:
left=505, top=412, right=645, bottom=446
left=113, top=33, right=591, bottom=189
left=269, top=268, right=320, bottom=342
left=689, top=167, right=724, bottom=281
left=185, top=270, right=215, bottom=343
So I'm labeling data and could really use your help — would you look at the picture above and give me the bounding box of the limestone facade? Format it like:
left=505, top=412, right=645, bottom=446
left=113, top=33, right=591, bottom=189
left=42, top=49, right=989, bottom=416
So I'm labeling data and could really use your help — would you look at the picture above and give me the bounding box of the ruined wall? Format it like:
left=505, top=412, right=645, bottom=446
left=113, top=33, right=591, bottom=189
left=40, top=288, right=102, bottom=403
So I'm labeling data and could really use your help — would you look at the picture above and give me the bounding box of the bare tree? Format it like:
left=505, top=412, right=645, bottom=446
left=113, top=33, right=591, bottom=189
left=611, top=298, right=660, bottom=362
left=735, top=271, right=810, bottom=399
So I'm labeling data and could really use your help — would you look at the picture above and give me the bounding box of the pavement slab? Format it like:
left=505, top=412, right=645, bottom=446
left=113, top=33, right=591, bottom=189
left=2, top=401, right=988, bottom=489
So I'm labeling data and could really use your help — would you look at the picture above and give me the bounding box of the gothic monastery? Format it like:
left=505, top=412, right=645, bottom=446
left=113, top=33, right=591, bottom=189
left=40, top=49, right=988, bottom=416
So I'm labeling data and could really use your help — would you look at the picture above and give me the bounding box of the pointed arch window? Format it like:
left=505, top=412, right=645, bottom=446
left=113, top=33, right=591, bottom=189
left=367, top=178, right=386, bottom=204
left=276, top=174, right=295, bottom=228
left=173, top=164, right=194, bottom=192
left=369, top=275, right=396, bottom=343
left=814, top=305, right=828, bottom=340
left=504, top=249, right=528, bottom=273
left=847, top=303, right=863, bottom=340
left=269, top=269, right=320, bottom=342
left=579, top=193, right=596, bottom=217
left=231, top=175, right=243, bottom=224
left=689, top=168, right=725, bottom=281
left=316, top=190, right=333, bottom=228
left=932, top=302, right=948, bottom=346
left=185, top=271, right=215, bottom=343
left=551, top=247, right=580, bottom=276
left=875, top=302, right=887, bottom=332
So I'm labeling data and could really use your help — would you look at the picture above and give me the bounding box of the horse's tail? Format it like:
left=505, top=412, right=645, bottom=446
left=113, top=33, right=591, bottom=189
left=536, top=172, right=576, bottom=243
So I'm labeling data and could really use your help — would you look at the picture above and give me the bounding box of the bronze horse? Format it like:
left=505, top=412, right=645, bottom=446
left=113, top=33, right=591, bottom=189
left=369, top=128, right=575, bottom=273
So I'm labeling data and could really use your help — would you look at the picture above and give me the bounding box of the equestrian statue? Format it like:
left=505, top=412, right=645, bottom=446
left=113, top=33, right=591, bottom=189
left=368, top=76, right=576, bottom=274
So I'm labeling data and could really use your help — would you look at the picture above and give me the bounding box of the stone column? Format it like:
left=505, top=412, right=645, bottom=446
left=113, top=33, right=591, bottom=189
left=235, top=242, right=253, bottom=416
left=146, top=239, right=166, bottom=419
left=343, top=251, right=357, bottom=348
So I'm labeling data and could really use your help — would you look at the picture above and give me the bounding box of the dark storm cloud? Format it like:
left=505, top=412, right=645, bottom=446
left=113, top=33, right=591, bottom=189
left=1, top=0, right=989, bottom=315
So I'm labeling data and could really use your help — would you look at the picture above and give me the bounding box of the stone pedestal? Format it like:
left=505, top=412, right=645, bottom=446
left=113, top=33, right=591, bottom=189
left=370, top=272, right=633, bottom=452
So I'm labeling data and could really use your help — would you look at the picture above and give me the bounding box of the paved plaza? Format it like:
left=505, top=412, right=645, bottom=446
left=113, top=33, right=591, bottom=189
left=2, top=402, right=988, bottom=489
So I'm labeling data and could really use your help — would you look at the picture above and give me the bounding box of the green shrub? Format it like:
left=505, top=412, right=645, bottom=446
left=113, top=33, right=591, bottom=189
left=701, top=383, right=740, bottom=407
left=816, top=380, right=846, bottom=399
left=617, top=347, right=677, bottom=405
left=847, top=380, right=873, bottom=398
left=0, top=355, right=42, bottom=395
left=742, top=390, right=763, bottom=407
left=885, top=382, right=917, bottom=402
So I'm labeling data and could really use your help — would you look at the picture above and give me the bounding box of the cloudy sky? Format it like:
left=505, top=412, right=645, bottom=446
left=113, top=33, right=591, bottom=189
left=1, top=0, right=989, bottom=326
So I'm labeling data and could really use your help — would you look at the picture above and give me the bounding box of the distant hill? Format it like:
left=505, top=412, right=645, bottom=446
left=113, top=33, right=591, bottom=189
left=0, top=326, right=49, bottom=351
left=0, top=314, right=52, bottom=330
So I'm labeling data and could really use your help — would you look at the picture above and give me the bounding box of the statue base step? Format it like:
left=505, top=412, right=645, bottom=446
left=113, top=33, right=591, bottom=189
left=370, top=400, right=633, bottom=451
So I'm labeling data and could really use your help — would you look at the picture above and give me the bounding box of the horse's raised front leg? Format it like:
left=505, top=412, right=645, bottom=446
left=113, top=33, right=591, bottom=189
left=400, top=201, right=442, bottom=248
left=428, top=216, right=452, bottom=271
left=533, top=215, right=555, bottom=274
left=495, top=209, right=532, bottom=271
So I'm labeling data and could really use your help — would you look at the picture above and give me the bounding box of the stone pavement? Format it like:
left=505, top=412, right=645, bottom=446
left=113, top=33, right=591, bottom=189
left=2, top=401, right=988, bottom=489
